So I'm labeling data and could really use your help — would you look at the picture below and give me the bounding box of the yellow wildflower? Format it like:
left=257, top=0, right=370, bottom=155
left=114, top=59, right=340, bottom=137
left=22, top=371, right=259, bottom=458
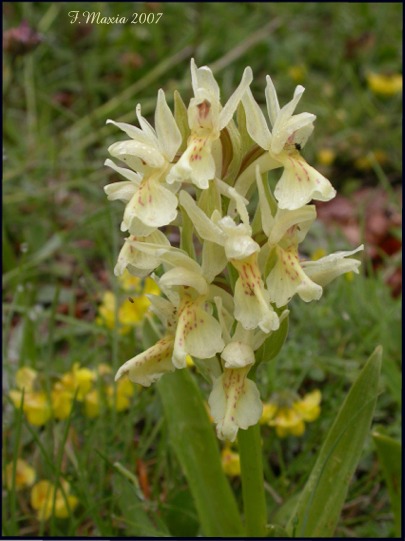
left=287, top=65, right=307, bottom=83
left=15, top=367, right=38, bottom=391
left=97, top=274, right=160, bottom=334
left=366, top=72, right=402, bottom=96
left=58, top=363, right=95, bottom=401
left=83, top=388, right=101, bottom=418
left=317, top=148, right=336, bottom=166
left=9, top=389, right=52, bottom=426
left=261, top=389, right=321, bottom=437
left=221, top=446, right=241, bottom=477
left=4, top=458, right=36, bottom=490
left=107, top=376, right=135, bottom=412
left=51, top=384, right=74, bottom=420
left=31, top=479, right=78, bottom=520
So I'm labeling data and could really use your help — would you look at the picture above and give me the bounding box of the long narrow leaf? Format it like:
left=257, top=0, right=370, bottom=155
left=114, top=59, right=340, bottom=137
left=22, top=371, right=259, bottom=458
left=157, top=369, right=244, bottom=537
left=287, top=346, right=382, bottom=537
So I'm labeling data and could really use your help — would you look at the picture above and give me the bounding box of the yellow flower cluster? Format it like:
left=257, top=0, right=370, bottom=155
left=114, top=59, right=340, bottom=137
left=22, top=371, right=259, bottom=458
left=261, top=389, right=321, bottom=437
left=30, top=479, right=78, bottom=520
left=366, top=72, right=402, bottom=96
left=9, top=364, right=135, bottom=426
left=4, top=460, right=78, bottom=521
left=96, top=271, right=160, bottom=334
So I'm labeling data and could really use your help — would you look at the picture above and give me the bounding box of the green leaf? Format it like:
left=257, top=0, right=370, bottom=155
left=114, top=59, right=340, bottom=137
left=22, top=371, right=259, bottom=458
left=287, top=346, right=382, bottom=537
left=113, top=474, right=170, bottom=537
left=256, top=313, right=289, bottom=365
left=266, top=524, right=290, bottom=537
left=157, top=369, right=244, bottom=537
left=372, top=431, right=402, bottom=537
left=161, top=488, right=199, bottom=537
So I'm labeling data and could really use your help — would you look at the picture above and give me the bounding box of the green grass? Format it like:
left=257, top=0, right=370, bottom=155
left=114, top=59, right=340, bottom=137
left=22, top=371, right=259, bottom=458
left=2, top=2, right=402, bottom=537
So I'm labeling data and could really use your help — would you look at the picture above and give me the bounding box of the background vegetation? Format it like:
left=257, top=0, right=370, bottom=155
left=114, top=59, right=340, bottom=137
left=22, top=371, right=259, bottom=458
left=3, top=2, right=402, bottom=537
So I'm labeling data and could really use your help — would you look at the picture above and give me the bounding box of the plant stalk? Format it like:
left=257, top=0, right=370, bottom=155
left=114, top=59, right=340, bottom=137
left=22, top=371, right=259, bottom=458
left=238, top=423, right=267, bottom=537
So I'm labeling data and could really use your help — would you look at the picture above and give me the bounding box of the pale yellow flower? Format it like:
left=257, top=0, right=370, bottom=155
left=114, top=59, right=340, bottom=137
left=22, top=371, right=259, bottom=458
left=4, top=458, right=36, bottom=490
left=366, top=72, right=402, bottom=96
left=15, top=367, right=38, bottom=391
left=31, top=479, right=78, bottom=521
left=221, top=446, right=241, bottom=477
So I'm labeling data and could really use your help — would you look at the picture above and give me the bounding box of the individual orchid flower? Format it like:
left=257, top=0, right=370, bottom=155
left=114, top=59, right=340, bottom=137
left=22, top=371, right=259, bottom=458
left=179, top=190, right=279, bottom=332
left=113, top=230, right=170, bottom=278
left=209, top=365, right=262, bottom=442
left=256, top=167, right=363, bottom=306
left=115, top=293, right=177, bottom=386
left=208, top=303, right=270, bottom=442
left=121, top=242, right=225, bottom=370
left=242, top=76, right=336, bottom=210
left=105, top=89, right=182, bottom=235
left=167, top=59, right=253, bottom=189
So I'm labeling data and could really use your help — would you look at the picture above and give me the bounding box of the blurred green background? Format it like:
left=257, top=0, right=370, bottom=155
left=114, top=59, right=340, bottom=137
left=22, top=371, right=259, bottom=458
left=3, top=2, right=402, bottom=538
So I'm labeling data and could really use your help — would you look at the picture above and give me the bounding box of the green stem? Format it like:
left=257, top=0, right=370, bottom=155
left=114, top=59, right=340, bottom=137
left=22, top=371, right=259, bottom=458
left=157, top=369, right=245, bottom=537
left=238, top=423, right=268, bottom=537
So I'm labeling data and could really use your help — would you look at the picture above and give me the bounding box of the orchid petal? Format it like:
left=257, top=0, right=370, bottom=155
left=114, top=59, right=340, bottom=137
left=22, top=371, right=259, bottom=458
left=115, top=336, right=175, bottom=387
left=241, top=87, right=272, bottom=150
left=219, top=66, right=253, bottom=130
left=274, top=154, right=336, bottom=210
left=302, top=246, right=364, bottom=286
left=155, top=89, right=182, bottom=161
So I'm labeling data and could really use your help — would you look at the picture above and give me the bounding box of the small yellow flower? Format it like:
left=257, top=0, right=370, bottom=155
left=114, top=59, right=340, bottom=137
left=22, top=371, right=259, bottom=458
left=9, top=389, right=52, bottom=426
left=366, top=72, right=402, bottom=96
left=107, top=376, right=135, bottom=412
left=15, top=367, right=38, bottom=391
left=51, top=384, right=74, bottom=420
left=5, top=458, right=36, bottom=490
left=83, top=388, right=101, bottom=418
left=97, top=274, right=160, bottom=334
left=59, top=363, right=95, bottom=401
left=221, top=446, right=241, bottom=477
left=260, top=402, right=278, bottom=424
left=317, top=148, right=336, bottom=167
left=116, top=376, right=135, bottom=398
left=261, top=389, right=321, bottom=438
left=287, top=65, right=307, bottom=83
left=31, top=479, right=78, bottom=521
